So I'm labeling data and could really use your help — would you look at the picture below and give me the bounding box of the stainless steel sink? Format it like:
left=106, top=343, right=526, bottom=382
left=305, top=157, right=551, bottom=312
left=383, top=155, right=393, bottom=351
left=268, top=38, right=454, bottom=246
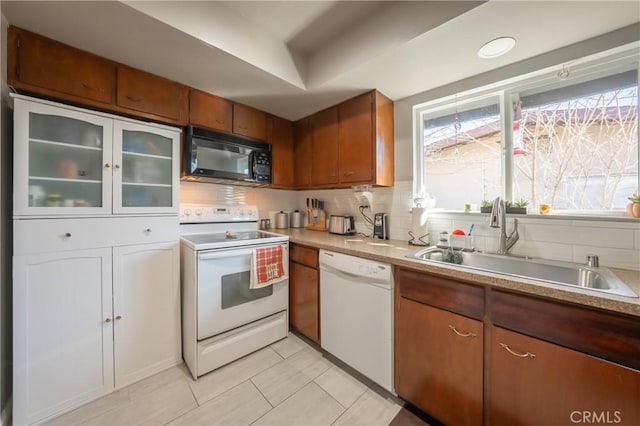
left=407, top=247, right=638, bottom=298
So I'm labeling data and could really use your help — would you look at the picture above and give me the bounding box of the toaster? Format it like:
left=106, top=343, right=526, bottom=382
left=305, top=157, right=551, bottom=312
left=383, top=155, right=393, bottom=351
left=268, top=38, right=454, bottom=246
left=329, top=215, right=356, bottom=235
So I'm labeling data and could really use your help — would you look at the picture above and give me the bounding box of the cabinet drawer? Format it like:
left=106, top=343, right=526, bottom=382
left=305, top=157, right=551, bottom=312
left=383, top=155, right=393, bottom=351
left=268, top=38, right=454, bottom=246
left=109, top=216, right=178, bottom=247
left=397, top=267, right=484, bottom=320
left=290, top=244, right=318, bottom=268
left=14, top=218, right=112, bottom=255
left=490, top=290, right=640, bottom=370
left=14, top=217, right=179, bottom=255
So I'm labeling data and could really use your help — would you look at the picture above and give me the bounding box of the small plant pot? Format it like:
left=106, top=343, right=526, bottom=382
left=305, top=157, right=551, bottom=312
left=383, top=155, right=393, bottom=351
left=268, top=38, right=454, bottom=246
left=480, top=207, right=492, bottom=213
left=506, top=207, right=527, bottom=214
left=628, top=202, right=640, bottom=218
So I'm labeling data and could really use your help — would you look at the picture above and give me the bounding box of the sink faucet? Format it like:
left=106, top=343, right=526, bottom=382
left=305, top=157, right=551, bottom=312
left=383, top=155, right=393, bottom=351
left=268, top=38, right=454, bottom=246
left=489, top=196, right=519, bottom=255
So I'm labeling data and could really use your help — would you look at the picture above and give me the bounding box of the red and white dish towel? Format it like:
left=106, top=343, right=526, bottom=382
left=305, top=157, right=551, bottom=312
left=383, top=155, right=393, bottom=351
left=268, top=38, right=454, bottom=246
left=250, top=245, right=288, bottom=289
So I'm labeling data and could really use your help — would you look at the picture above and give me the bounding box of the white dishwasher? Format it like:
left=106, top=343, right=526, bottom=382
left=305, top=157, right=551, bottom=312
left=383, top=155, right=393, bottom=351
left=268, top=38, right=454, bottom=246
left=319, top=249, right=394, bottom=392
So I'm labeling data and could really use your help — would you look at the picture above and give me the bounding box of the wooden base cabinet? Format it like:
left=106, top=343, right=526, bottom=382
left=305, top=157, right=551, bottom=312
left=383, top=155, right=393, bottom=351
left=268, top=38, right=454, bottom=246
left=396, top=298, right=483, bottom=426
left=489, top=327, right=640, bottom=426
left=395, top=268, right=640, bottom=426
left=289, top=244, right=320, bottom=342
left=395, top=269, right=484, bottom=426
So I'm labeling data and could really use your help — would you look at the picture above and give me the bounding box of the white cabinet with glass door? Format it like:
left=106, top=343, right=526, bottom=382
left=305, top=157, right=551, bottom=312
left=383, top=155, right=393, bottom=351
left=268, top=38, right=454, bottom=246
left=12, top=94, right=180, bottom=216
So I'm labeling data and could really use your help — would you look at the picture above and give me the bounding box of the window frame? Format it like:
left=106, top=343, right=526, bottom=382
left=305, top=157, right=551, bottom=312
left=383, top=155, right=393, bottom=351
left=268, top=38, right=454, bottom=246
left=413, top=44, right=640, bottom=216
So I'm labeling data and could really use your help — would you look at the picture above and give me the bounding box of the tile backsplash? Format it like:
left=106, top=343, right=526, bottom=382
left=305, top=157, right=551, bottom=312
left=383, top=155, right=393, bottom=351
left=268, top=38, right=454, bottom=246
left=180, top=180, right=640, bottom=271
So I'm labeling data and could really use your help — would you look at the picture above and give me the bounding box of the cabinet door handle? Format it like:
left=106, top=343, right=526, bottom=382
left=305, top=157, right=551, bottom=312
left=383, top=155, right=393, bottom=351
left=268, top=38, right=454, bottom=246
left=115, top=315, right=122, bottom=320
left=343, top=171, right=354, bottom=176
left=64, top=232, right=72, bottom=238
left=237, top=124, right=248, bottom=129
left=448, top=325, right=476, bottom=338
left=215, top=119, right=225, bottom=124
left=105, top=318, right=112, bottom=323
left=81, top=82, right=105, bottom=93
left=126, top=95, right=142, bottom=103
left=144, top=228, right=151, bottom=233
left=114, top=164, right=120, bottom=169
left=500, top=343, right=535, bottom=359
left=105, top=163, right=110, bottom=168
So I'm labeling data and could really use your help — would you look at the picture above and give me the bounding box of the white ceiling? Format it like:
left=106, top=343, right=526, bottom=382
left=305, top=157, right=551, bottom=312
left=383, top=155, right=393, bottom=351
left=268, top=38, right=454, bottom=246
left=2, top=1, right=639, bottom=121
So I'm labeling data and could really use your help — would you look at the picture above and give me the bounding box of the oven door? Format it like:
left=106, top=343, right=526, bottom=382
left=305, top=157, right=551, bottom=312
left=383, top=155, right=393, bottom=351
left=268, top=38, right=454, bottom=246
left=196, top=242, right=288, bottom=340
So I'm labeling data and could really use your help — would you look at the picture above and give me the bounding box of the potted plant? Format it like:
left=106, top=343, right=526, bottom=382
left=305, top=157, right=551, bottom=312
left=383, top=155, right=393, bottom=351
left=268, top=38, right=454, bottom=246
left=627, top=193, right=640, bottom=218
left=480, top=200, right=493, bottom=213
left=507, top=199, right=528, bottom=214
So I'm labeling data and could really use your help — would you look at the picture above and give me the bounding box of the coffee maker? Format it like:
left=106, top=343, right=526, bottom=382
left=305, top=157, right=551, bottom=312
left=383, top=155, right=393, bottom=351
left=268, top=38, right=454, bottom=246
left=373, top=213, right=388, bottom=240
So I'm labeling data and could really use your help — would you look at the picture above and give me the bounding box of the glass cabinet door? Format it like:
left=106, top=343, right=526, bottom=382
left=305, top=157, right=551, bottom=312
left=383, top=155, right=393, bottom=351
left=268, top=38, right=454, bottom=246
left=13, top=98, right=113, bottom=216
left=112, top=121, right=179, bottom=214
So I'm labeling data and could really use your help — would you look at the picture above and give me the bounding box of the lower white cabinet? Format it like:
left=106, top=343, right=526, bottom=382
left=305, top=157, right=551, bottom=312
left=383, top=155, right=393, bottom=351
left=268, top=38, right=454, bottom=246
left=112, top=242, right=181, bottom=388
left=13, top=218, right=181, bottom=425
left=13, top=248, right=114, bottom=426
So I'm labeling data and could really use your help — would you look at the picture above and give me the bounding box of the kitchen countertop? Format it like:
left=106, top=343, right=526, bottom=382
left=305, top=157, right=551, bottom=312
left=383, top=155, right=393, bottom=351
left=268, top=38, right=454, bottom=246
left=275, top=228, right=640, bottom=318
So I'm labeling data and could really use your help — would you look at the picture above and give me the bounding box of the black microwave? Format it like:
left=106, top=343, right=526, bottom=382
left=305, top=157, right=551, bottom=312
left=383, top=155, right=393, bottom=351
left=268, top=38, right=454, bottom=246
left=182, top=126, right=272, bottom=186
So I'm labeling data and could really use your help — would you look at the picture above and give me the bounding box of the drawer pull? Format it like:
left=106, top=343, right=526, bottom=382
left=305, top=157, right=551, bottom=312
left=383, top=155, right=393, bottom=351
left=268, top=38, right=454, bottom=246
left=448, top=325, right=476, bottom=338
left=115, top=315, right=122, bottom=320
left=64, top=232, right=72, bottom=238
left=105, top=318, right=112, bottom=323
left=500, top=343, right=535, bottom=359
left=105, top=163, right=110, bottom=168
left=126, top=95, right=142, bottom=103
left=216, top=119, right=225, bottom=124
left=114, top=164, right=120, bottom=169
left=144, top=228, right=151, bottom=233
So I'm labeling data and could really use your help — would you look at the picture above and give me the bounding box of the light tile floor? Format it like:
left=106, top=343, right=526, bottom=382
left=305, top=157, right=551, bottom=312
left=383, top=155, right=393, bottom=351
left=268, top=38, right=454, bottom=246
left=46, top=333, right=403, bottom=426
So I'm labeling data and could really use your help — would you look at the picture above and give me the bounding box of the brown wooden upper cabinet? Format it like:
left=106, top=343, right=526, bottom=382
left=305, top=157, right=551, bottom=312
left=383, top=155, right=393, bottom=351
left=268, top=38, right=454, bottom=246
left=294, top=117, right=313, bottom=189
left=268, top=115, right=295, bottom=188
left=189, top=89, right=232, bottom=133
left=293, top=90, right=394, bottom=189
left=116, top=66, right=188, bottom=125
left=339, top=91, right=394, bottom=186
left=7, top=26, right=115, bottom=106
left=311, top=106, right=339, bottom=186
left=233, top=103, right=267, bottom=141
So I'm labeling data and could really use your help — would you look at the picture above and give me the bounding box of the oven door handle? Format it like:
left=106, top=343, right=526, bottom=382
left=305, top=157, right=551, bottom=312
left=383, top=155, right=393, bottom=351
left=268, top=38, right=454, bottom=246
left=198, top=244, right=288, bottom=261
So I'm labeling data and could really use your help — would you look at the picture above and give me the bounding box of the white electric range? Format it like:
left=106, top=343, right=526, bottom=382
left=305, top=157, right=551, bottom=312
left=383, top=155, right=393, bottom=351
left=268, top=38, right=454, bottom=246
left=180, top=204, right=289, bottom=379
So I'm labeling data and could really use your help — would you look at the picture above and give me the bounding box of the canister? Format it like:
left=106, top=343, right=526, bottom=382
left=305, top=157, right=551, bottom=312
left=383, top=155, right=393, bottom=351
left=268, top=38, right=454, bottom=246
left=275, top=211, right=289, bottom=229
left=290, top=210, right=304, bottom=228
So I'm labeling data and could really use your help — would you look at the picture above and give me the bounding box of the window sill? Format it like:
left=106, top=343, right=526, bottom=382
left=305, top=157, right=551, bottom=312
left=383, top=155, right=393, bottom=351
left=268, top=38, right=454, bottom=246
left=427, top=209, right=640, bottom=223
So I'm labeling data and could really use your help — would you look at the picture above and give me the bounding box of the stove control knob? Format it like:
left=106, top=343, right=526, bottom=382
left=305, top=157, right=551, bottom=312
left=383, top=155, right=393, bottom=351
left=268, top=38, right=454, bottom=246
left=195, top=208, right=203, bottom=216
left=183, top=208, right=192, bottom=217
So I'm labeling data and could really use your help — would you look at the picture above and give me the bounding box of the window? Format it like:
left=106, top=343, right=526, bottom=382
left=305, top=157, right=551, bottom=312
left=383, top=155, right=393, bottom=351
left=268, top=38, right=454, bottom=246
left=513, top=72, right=638, bottom=210
left=423, top=97, right=501, bottom=210
left=414, top=50, right=639, bottom=215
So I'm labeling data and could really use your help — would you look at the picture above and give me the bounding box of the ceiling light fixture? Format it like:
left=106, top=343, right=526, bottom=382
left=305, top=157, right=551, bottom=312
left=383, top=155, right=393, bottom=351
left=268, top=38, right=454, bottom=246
left=478, top=37, right=516, bottom=59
